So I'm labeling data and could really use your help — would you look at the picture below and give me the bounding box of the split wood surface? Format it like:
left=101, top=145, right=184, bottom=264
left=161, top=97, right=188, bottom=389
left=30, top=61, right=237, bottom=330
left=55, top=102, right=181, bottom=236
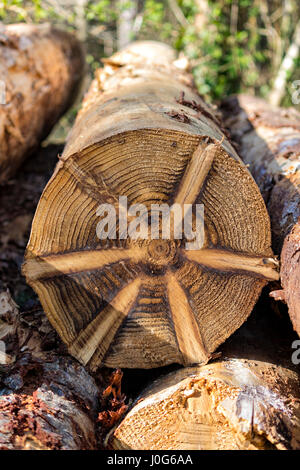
left=110, top=360, right=300, bottom=450
left=0, top=23, right=84, bottom=183
left=221, top=95, right=300, bottom=336
left=23, top=41, right=278, bottom=370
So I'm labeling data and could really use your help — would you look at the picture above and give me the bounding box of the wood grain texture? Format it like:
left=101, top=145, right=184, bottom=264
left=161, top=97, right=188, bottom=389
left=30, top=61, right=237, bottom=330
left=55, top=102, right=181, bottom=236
left=109, top=360, right=300, bottom=450
left=0, top=23, right=84, bottom=183
left=23, top=42, right=277, bottom=370
left=275, top=221, right=300, bottom=335
left=221, top=95, right=300, bottom=336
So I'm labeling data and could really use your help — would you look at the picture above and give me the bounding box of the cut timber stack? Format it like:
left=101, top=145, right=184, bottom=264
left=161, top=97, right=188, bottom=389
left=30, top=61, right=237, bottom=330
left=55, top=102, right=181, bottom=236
left=221, top=95, right=300, bottom=336
left=23, top=41, right=279, bottom=371
left=0, top=23, right=84, bottom=183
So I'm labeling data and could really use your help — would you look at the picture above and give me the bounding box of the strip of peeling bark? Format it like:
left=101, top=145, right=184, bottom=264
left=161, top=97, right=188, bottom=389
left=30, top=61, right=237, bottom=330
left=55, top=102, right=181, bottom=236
left=220, top=94, right=300, bottom=336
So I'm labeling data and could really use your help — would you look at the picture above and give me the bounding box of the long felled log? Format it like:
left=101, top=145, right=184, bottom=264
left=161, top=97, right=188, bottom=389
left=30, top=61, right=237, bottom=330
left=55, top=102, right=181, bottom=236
left=0, top=290, right=99, bottom=450
left=108, top=310, right=300, bottom=450
left=220, top=95, right=300, bottom=336
left=0, top=23, right=84, bottom=183
left=23, top=42, right=278, bottom=371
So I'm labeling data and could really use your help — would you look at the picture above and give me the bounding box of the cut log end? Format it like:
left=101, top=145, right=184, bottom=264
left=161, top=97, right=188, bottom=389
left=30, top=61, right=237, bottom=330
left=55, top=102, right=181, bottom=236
left=0, top=23, right=84, bottom=183
left=108, top=360, right=300, bottom=450
left=220, top=94, right=300, bottom=337
left=23, top=43, right=274, bottom=371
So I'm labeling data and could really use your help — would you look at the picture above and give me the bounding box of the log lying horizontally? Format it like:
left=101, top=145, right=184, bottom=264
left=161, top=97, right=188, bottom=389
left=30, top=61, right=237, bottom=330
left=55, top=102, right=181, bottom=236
left=0, top=290, right=99, bottom=450
left=0, top=23, right=84, bottom=183
left=109, top=360, right=300, bottom=450
left=220, top=95, right=300, bottom=336
left=108, top=309, right=300, bottom=450
left=23, top=42, right=278, bottom=371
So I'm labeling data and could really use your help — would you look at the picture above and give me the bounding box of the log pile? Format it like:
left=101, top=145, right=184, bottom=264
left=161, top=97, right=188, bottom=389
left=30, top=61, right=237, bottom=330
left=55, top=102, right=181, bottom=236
left=0, top=38, right=298, bottom=451
left=220, top=95, right=300, bottom=336
left=0, top=23, right=84, bottom=183
left=23, top=41, right=278, bottom=372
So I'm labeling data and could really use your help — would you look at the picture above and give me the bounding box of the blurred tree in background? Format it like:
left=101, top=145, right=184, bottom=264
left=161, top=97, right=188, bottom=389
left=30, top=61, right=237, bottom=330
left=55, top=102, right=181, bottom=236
left=1, top=0, right=300, bottom=138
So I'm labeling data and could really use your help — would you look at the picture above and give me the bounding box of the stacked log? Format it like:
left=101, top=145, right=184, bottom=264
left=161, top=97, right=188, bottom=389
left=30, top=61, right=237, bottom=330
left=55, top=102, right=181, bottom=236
left=22, top=41, right=278, bottom=371
left=220, top=95, right=300, bottom=336
left=1, top=39, right=295, bottom=451
left=0, top=23, right=84, bottom=183
left=0, top=290, right=99, bottom=450
left=108, top=309, right=300, bottom=450
left=109, top=359, right=300, bottom=450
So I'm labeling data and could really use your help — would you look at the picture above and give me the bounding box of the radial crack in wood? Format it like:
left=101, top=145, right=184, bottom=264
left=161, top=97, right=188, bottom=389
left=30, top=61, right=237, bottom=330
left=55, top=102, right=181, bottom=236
left=166, top=272, right=210, bottom=365
left=167, top=142, right=217, bottom=238
left=23, top=247, right=147, bottom=282
left=69, top=277, right=142, bottom=367
left=185, top=248, right=280, bottom=281
left=174, top=142, right=218, bottom=207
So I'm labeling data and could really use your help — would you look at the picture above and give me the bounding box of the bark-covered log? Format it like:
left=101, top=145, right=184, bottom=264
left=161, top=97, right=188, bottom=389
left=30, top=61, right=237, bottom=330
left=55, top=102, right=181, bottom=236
left=23, top=41, right=278, bottom=371
left=220, top=95, right=300, bottom=336
left=0, top=290, right=99, bottom=450
left=279, top=221, right=300, bottom=334
left=108, top=309, right=300, bottom=450
left=0, top=23, right=84, bottom=183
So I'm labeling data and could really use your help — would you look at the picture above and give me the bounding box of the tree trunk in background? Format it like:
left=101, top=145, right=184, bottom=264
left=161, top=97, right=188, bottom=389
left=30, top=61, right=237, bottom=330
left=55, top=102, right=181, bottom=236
left=22, top=41, right=278, bottom=372
left=74, top=0, right=88, bottom=42
left=194, top=0, right=210, bottom=30
left=269, top=20, right=300, bottom=106
left=220, top=94, right=300, bottom=336
left=117, top=0, right=137, bottom=50
left=0, top=23, right=84, bottom=184
left=0, top=290, right=99, bottom=450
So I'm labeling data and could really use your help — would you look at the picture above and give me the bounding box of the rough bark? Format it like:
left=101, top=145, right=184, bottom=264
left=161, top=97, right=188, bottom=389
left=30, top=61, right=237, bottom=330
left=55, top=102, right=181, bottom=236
left=23, top=42, right=277, bottom=371
left=109, top=360, right=300, bottom=450
left=279, top=221, right=300, bottom=334
left=108, top=309, right=300, bottom=450
left=117, top=0, right=137, bottom=50
left=0, top=23, right=84, bottom=183
left=0, top=289, right=99, bottom=450
left=220, top=95, right=300, bottom=336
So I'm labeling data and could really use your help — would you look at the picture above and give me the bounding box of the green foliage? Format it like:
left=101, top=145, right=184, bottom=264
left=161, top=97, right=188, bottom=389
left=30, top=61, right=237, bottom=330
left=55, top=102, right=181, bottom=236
left=86, top=0, right=116, bottom=23
left=1, top=0, right=300, bottom=112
